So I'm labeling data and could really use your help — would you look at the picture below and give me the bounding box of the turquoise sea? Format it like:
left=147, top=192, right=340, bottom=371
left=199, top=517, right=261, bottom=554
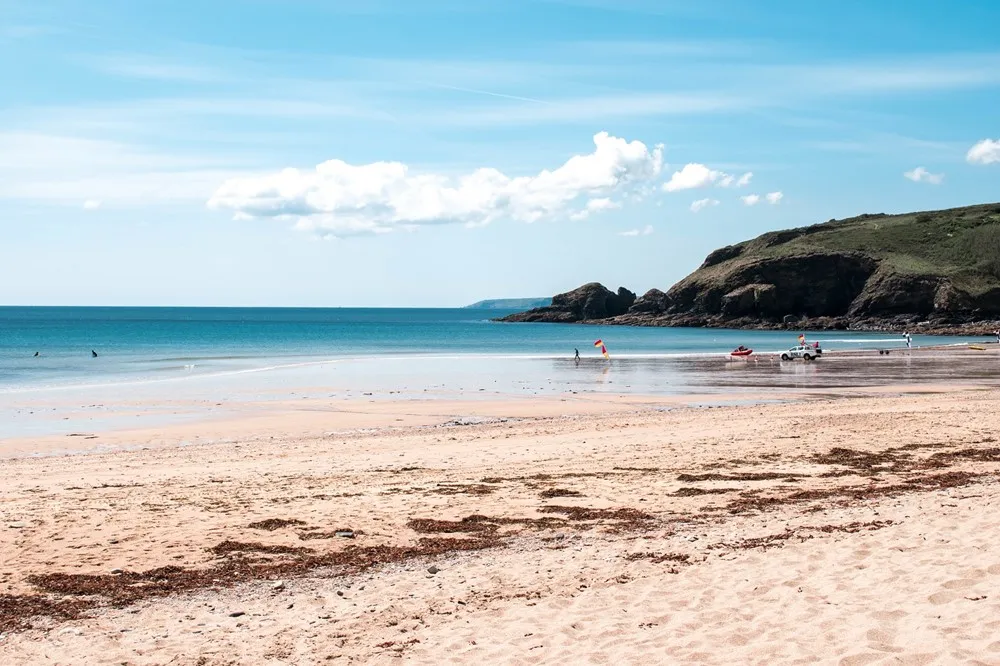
left=3, top=307, right=998, bottom=442
left=0, top=306, right=988, bottom=392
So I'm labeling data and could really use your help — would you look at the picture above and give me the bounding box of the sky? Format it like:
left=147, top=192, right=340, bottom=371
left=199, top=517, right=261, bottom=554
left=1, top=0, right=999, bottom=307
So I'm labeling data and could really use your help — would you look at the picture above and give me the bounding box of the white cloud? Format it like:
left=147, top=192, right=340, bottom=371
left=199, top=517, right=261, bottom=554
left=903, top=166, right=944, bottom=185
left=664, top=163, right=723, bottom=192
left=967, top=139, right=1000, bottom=165
left=570, top=196, right=622, bottom=220
left=765, top=191, right=784, bottom=204
left=740, top=194, right=760, bottom=206
left=690, top=198, right=719, bottom=213
left=664, top=164, right=752, bottom=192
left=619, top=224, right=654, bottom=237
left=82, top=200, right=102, bottom=210
left=208, top=132, right=663, bottom=236
left=586, top=197, right=620, bottom=212
left=718, top=171, right=752, bottom=188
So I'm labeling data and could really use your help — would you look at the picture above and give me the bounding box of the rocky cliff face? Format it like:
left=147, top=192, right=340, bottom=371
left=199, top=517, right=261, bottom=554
left=498, top=283, right=636, bottom=323
left=496, top=203, right=1000, bottom=333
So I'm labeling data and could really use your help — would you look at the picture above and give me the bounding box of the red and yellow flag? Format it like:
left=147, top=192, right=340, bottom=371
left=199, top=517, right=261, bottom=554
left=594, top=339, right=609, bottom=359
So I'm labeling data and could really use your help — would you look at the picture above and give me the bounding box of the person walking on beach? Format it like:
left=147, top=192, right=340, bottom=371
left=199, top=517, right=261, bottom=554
left=904, top=332, right=912, bottom=349
left=574, top=348, right=580, bottom=364
left=995, top=329, right=999, bottom=344
left=91, top=350, right=98, bottom=358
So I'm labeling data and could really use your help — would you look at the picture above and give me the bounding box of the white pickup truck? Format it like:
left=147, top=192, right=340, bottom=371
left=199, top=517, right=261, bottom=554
left=780, top=344, right=822, bottom=361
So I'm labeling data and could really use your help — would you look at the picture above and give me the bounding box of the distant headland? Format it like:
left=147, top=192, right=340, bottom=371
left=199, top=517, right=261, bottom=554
left=465, top=297, right=552, bottom=310
left=498, top=203, right=1000, bottom=335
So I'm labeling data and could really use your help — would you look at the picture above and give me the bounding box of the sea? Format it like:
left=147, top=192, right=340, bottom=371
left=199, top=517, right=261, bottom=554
left=1, top=305, right=992, bottom=390
left=1, top=307, right=995, bottom=440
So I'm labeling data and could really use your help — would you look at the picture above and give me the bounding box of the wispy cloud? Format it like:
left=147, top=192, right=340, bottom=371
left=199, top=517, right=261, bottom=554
left=0, top=24, right=60, bottom=40
left=435, top=92, right=749, bottom=127
left=0, top=132, right=256, bottom=204
left=806, top=133, right=964, bottom=157
left=560, top=38, right=760, bottom=59
left=762, top=53, right=1000, bottom=96
left=88, top=55, right=223, bottom=83
left=740, top=194, right=760, bottom=206
left=690, top=198, right=719, bottom=212
left=765, top=191, right=783, bottom=204
left=423, top=83, right=551, bottom=105
left=618, top=224, right=654, bottom=237
left=903, top=166, right=944, bottom=185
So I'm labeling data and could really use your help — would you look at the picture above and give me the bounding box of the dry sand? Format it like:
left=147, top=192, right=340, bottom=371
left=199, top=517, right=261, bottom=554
left=2, top=386, right=1000, bottom=664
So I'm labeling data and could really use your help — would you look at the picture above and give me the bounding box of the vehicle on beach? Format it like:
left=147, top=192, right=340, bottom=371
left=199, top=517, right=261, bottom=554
left=780, top=344, right=822, bottom=361
left=730, top=346, right=753, bottom=357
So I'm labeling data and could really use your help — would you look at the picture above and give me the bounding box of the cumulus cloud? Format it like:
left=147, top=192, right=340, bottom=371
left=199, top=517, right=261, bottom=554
left=664, top=163, right=722, bottom=192
left=765, top=191, right=784, bottom=204
left=740, top=194, right=760, bottom=206
left=967, top=139, right=1000, bottom=165
left=208, top=132, right=663, bottom=236
left=690, top=198, right=720, bottom=212
left=664, top=164, right=752, bottom=192
left=619, top=224, right=654, bottom=237
left=903, top=166, right=944, bottom=185
left=82, top=199, right=102, bottom=210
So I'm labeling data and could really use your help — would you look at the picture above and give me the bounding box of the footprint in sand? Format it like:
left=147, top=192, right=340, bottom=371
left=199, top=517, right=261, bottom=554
left=870, top=609, right=907, bottom=623
left=928, top=590, right=960, bottom=605
left=865, top=628, right=897, bottom=645
left=838, top=653, right=885, bottom=666
left=941, top=578, right=979, bottom=589
left=959, top=567, right=988, bottom=580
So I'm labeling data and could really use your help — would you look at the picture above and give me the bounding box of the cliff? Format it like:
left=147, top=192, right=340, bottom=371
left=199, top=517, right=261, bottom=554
left=498, top=203, right=1000, bottom=333
left=499, top=283, right=635, bottom=323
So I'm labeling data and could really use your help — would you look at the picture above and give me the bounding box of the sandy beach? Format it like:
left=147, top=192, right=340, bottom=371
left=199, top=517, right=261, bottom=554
left=3, top=362, right=1000, bottom=664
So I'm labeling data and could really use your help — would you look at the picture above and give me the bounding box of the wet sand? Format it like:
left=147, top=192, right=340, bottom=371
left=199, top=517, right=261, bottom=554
left=3, top=343, right=999, bottom=445
left=2, top=363, right=1000, bottom=663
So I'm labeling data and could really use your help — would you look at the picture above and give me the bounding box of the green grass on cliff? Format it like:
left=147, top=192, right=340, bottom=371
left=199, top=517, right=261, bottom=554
left=708, top=203, right=1000, bottom=295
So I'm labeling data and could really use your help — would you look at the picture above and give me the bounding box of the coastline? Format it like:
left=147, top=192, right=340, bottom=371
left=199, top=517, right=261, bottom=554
left=4, top=343, right=1000, bottom=446
left=3, top=348, right=1000, bottom=662
left=498, top=312, right=1000, bottom=338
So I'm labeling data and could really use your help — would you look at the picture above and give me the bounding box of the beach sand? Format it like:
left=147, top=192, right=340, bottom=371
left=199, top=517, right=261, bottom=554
left=2, top=380, right=1000, bottom=664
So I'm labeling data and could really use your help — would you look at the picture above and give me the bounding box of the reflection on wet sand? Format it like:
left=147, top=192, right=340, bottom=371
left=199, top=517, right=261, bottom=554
left=554, top=347, right=1000, bottom=393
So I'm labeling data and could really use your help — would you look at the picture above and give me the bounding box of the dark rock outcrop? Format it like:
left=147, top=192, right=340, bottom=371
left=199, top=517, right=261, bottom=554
left=498, top=283, right=635, bottom=323
left=848, top=271, right=941, bottom=317
left=629, top=289, right=671, bottom=314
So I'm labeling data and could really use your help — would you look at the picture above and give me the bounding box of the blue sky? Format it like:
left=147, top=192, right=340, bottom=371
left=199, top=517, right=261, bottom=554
left=2, top=0, right=999, bottom=306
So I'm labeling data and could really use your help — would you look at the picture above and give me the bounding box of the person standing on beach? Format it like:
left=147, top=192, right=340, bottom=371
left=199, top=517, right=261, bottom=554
left=905, top=332, right=912, bottom=349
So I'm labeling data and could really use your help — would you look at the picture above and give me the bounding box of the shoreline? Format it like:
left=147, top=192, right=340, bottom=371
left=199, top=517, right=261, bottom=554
left=500, top=313, right=1000, bottom=338
left=4, top=342, right=1000, bottom=449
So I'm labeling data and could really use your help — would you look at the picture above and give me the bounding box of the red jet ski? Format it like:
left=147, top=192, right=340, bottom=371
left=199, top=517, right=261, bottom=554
left=730, top=346, right=753, bottom=357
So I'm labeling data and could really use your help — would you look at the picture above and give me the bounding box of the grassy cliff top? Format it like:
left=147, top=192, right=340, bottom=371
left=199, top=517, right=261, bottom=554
left=692, top=202, right=1000, bottom=296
